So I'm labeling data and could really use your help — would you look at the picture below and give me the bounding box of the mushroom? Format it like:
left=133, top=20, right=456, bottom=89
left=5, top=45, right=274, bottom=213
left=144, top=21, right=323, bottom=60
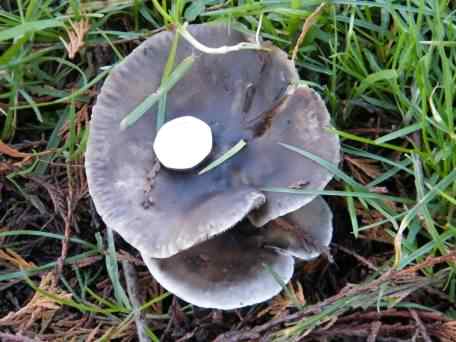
left=141, top=196, right=332, bottom=310
left=85, top=22, right=340, bottom=309
left=86, top=22, right=339, bottom=259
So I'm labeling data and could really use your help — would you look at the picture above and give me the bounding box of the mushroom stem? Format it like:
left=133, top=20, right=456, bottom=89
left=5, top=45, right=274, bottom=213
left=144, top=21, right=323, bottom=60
left=177, top=23, right=270, bottom=54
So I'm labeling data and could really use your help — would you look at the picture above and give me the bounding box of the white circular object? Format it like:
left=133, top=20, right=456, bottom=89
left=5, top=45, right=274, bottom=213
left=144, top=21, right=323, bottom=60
left=153, top=116, right=213, bottom=170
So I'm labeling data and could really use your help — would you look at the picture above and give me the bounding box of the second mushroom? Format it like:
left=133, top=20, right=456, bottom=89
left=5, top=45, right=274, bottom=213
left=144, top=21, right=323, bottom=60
left=85, top=23, right=340, bottom=310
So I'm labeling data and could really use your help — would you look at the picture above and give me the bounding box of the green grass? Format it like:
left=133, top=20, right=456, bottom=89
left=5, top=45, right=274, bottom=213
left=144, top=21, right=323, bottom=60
left=1, top=0, right=455, bottom=340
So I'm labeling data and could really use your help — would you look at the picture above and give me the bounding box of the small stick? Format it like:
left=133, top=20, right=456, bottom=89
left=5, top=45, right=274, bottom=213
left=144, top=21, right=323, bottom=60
left=410, top=309, right=432, bottom=342
left=334, top=244, right=379, bottom=271
left=121, top=260, right=149, bottom=342
left=0, top=332, right=42, bottom=342
left=367, top=321, right=381, bottom=342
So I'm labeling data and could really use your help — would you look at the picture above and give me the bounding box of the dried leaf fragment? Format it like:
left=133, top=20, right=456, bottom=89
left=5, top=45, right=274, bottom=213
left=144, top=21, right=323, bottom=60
left=61, top=19, right=90, bottom=59
left=0, top=272, right=72, bottom=331
left=291, top=3, right=326, bottom=62
left=0, top=140, right=32, bottom=158
left=0, top=248, right=36, bottom=270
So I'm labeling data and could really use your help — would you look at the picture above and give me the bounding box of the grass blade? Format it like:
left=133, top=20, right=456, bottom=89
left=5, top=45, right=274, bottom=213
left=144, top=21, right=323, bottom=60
left=120, top=55, right=195, bottom=130
left=0, top=18, right=64, bottom=41
left=375, top=122, right=423, bottom=144
left=156, top=31, right=180, bottom=129
left=105, top=227, right=131, bottom=310
left=198, top=139, right=247, bottom=175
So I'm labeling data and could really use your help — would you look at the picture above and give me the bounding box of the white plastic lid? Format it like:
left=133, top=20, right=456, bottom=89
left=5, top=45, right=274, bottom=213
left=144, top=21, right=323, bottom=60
left=153, top=116, right=213, bottom=170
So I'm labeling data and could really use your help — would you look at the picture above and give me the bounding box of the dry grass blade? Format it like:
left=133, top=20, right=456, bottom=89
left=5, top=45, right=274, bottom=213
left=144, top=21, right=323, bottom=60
left=334, top=244, right=379, bottom=271
left=1, top=140, right=52, bottom=175
left=291, top=3, right=326, bottom=62
left=0, top=249, right=36, bottom=270
left=410, top=309, right=432, bottom=342
left=59, top=105, right=89, bottom=139
left=401, top=252, right=456, bottom=274
left=0, top=140, right=53, bottom=175
left=366, top=321, right=381, bottom=342
left=0, top=140, right=32, bottom=158
left=86, top=324, right=102, bottom=342
left=0, top=332, right=42, bottom=342
left=345, top=156, right=382, bottom=181
left=61, top=19, right=90, bottom=59
left=257, top=282, right=306, bottom=318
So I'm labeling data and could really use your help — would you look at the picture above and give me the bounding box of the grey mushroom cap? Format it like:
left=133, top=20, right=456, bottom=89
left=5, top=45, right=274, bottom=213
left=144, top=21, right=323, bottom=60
left=85, top=22, right=340, bottom=259
left=141, top=225, right=295, bottom=310
left=260, top=196, right=333, bottom=260
left=140, top=196, right=332, bottom=309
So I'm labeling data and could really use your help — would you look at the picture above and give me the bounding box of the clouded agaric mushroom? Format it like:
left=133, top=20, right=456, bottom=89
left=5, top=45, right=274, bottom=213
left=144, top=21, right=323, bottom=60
left=86, top=22, right=340, bottom=309
left=140, top=196, right=332, bottom=309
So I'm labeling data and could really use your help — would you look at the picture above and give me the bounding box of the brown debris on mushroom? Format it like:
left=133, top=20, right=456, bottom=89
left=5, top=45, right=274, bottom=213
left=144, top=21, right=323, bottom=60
left=85, top=22, right=340, bottom=309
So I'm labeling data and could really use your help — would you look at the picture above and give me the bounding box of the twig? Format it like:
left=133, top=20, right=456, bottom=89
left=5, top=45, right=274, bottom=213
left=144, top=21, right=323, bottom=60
left=399, top=251, right=456, bottom=274
left=55, top=197, right=72, bottom=285
left=162, top=298, right=189, bottom=340
left=410, top=310, right=432, bottom=342
left=213, top=331, right=261, bottom=342
left=121, top=260, right=149, bottom=342
left=0, top=332, right=42, bottom=342
left=333, top=244, right=379, bottom=271
left=117, top=250, right=145, bottom=266
left=55, top=164, right=76, bottom=286
left=311, top=323, right=435, bottom=338
left=291, top=3, right=326, bottom=62
left=337, top=309, right=448, bottom=323
left=367, top=321, right=382, bottom=342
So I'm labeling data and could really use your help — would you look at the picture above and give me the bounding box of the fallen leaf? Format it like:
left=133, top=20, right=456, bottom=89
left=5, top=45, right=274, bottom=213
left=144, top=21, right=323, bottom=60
left=0, top=248, right=36, bottom=270
left=61, top=19, right=90, bottom=59
left=0, top=272, right=72, bottom=331
left=345, top=156, right=382, bottom=180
